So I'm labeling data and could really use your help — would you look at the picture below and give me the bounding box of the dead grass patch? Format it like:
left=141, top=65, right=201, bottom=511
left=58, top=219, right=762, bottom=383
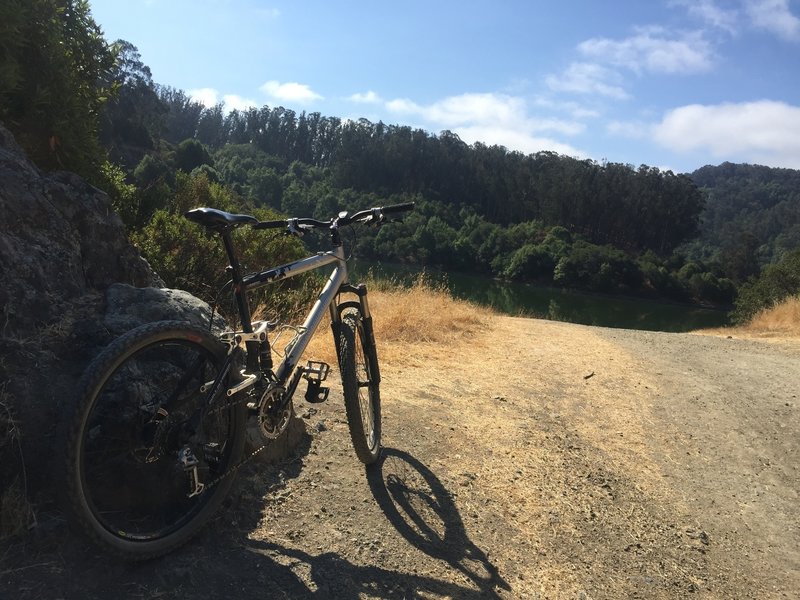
left=698, top=296, right=800, bottom=342
left=743, top=295, right=800, bottom=337
left=303, top=275, right=495, bottom=366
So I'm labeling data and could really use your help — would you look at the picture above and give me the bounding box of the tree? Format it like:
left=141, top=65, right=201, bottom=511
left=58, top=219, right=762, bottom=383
left=158, top=86, right=205, bottom=143
left=174, top=138, right=213, bottom=173
left=99, top=40, right=166, bottom=167
left=0, top=0, right=116, bottom=180
left=731, top=248, right=800, bottom=323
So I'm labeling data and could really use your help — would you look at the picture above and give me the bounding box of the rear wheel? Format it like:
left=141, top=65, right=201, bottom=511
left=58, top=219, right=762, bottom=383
left=338, top=309, right=381, bottom=464
left=64, top=321, right=246, bottom=560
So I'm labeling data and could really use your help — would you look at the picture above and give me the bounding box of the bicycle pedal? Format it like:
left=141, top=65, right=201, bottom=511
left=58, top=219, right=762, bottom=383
left=302, top=361, right=330, bottom=383
left=304, top=379, right=329, bottom=404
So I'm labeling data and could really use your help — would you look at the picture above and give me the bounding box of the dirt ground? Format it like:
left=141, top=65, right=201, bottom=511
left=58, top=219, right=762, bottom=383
left=1, top=315, right=798, bottom=599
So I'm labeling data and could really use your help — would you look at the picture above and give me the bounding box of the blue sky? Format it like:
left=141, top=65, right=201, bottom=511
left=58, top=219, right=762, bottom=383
left=89, top=0, right=800, bottom=173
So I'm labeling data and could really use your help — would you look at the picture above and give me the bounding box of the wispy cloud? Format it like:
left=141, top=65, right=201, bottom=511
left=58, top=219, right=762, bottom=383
left=187, top=88, right=257, bottom=112
left=533, top=97, right=601, bottom=120
left=385, top=92, right=586, bottom=156
left=223, top=94, right=258, bottom=112
left=188, top=87, right=220, bottom=107
left=743, top=0, right=800, bottom=41
left=671, top=0, right=739, bottom=34
left=348, top=90, right=383, bottom=104
left=578, top=27, right=714, bottom=74
left=260, top=80, right=323, bottom=104
left=653, top=100, right=800, bottom=168
left=545, top=62, right=629, bottom=99
left=607, top=120, right=649, bottom=139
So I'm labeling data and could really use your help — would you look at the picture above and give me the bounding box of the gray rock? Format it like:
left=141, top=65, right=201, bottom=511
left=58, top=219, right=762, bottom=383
left=0, top=122, right=304, bottom=507
left=0, top=122, right=168, bottom=499
left=104, top=283, right=226, bottom=335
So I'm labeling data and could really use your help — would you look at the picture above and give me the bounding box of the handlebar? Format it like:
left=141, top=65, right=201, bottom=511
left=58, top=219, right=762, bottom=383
left=252, top=202, right=415, bottom=231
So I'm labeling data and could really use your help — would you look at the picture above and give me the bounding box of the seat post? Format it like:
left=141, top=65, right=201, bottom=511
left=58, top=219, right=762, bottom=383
left=220, top=229, right=253, bottom=333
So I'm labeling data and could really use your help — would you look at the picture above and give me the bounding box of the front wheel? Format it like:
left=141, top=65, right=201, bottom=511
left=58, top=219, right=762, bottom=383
left=64, top=321, right=246, bottom=560
left=338, top=309, right=382, bottom=464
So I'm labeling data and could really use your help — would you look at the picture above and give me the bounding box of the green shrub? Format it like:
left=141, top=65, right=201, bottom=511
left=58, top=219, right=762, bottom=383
left=554, top=241, right=642, bottom=292
left=731, top=248, right=800, bottom=323
left=504, top=244, right=555, bottom=280
left=132, top=173, right=314, bottom=322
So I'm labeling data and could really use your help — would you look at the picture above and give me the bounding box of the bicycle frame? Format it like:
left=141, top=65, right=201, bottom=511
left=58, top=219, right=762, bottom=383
left=217, top=228, right=369, bottom=391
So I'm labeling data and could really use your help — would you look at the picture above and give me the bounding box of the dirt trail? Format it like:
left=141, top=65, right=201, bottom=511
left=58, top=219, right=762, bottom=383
left=2, top=316, right=798, bottom=599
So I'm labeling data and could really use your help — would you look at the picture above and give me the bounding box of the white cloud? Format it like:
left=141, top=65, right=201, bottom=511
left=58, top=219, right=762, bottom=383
left=743, top=0, right=800, bottom=41
left=385, top=92, right=586, bottom=157
left=455, top=126, right=586, bottom=157
left=533, top=97, right=601, bottom=120
left=260, top=80, right=323, bottom=103
left=386, top=98, right=421, bottom=114
left=653, top=100, right=800, bottom=168
left=348, top=90, right=382, bottom=104
left=578, top=27, right=714, bottom=74
left=188, top=87, right=220, bottom=107
left=222, top=94, right=258, bottom=112
left=545, top=62, right=629, bottom=99
left=671, top=0, right=739, bottom=34
left=607, top=120, right=649, bottom=139
left=187, top=88, right=257, bottom=113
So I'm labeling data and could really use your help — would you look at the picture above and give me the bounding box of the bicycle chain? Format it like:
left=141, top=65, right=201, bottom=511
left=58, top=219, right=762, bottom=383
left=199, top=436, right=272, bottom=494
left=192, top=393, right=288, bottom=495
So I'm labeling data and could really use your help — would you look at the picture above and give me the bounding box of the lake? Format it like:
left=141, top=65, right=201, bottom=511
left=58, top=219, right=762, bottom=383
left=352, top=261, right=730, bottom=333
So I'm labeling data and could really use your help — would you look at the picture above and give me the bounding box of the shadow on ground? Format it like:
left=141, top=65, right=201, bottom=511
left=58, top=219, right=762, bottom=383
left=1, top=447, right=508, bottom=599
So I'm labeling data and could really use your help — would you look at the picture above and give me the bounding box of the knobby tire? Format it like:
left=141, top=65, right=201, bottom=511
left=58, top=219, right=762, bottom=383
left=338, top=309, right=382, bottom=464
left=64, top=321, right=246, bottom=561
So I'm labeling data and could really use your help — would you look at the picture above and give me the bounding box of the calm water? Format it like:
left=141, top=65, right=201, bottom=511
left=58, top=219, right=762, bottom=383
left=352, top=261, right=730, bottom=333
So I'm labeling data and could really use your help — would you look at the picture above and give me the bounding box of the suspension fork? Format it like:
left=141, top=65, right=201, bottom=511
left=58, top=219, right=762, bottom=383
left=331, top=283, right=381, bottom=384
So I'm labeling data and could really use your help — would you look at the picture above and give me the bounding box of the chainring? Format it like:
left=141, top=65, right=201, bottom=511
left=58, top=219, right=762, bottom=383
left=257, top=385, right=292, bottom=439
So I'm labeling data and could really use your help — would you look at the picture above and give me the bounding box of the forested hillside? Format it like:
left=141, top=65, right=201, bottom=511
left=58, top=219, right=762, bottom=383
left=687, top=162, right=800, bottom=278
left=3, top=1, right=799, bottom=318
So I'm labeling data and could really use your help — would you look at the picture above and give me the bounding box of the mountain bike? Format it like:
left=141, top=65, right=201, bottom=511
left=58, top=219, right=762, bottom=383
left=63, top=201, right=414, bottom=560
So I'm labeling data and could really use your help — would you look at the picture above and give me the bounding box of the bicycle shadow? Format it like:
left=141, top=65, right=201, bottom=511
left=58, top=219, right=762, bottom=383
left=244, top=540, right=503, bottom=599
left=365, top=447, right=511, bottom=597
left=1, top=446, right=512, bottom=599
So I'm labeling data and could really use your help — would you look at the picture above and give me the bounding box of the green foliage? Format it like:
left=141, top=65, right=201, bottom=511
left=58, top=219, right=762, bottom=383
left=99, top=40, right=166, bottom=168
left=505, top=244, right=555, bottom=280
left=13, top=9, right=783, bottom=312
left=174, top=138, right=213, bottom=173
left=132, top=173, right=313, bottom=321
left=731, top=248, right=800, bottom=323
left=157, top=86, right=204, bottom=144
left=0, top=0, right=115, bottom=181
left=554, top=241, right=642, bottom=292
left=99, top=161, right=136, bottom=226
left=689, top=162, right=800, bottom=272
left=133, top=153, right=174, bottom=188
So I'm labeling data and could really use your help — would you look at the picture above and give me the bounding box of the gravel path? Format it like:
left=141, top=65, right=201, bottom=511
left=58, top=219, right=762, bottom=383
left=2, top=318, right=798, bottom=599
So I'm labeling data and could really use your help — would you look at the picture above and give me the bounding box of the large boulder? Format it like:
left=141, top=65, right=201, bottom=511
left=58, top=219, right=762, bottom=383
left=0, top=124, right=303, bottom=529
left=0, top=123, right=163, bottom=513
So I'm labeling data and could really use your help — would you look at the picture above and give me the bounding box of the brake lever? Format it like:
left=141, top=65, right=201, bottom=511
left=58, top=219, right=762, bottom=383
left=285, top=218, right=311, bottom=237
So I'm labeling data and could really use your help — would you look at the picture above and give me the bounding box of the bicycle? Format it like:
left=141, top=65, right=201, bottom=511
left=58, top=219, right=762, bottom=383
left=63, top=201, right=414, bottom=560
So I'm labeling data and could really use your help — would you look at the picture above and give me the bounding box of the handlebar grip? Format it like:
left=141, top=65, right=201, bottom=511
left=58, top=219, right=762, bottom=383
left=381, top=202, right=415, bottom=215
left=253, top=220, right=286, bottom=230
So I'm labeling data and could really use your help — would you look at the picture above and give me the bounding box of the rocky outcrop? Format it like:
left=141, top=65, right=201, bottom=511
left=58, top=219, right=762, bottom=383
left=0, top=123, right=164, bottom=502
left=0, top=125, right=304, bottom=518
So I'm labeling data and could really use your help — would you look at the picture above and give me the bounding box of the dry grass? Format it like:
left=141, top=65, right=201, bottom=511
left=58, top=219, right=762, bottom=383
left=742, top=296, right=800, bottom=337
left=303, top=275, right=495, bottom=366
left=698, top=296, right=800, bottom=342
left=0, top=390, right=35, bottom=540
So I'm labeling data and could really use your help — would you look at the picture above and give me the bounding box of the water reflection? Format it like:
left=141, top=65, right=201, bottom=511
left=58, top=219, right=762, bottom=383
left=353, top=261, right=729, bottom=333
